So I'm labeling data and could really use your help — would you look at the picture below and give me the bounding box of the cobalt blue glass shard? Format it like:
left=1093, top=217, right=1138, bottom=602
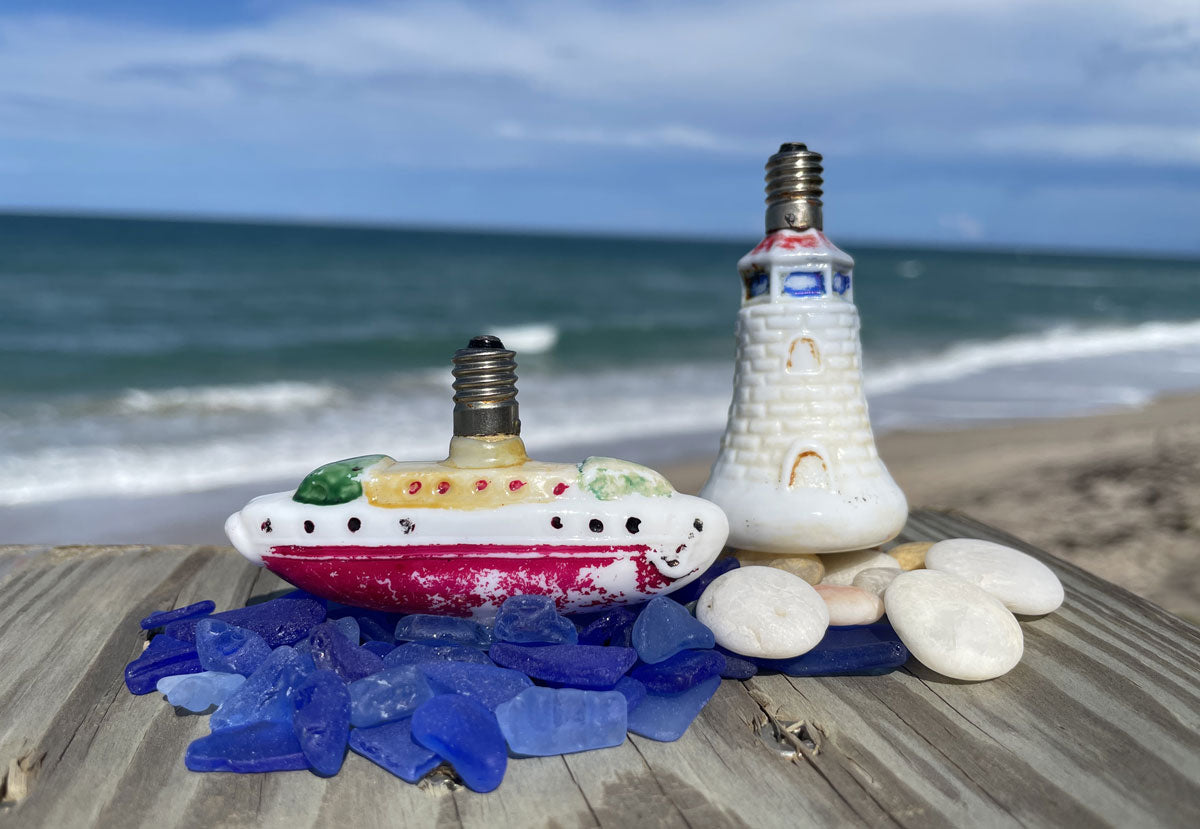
left=613, top=676, right=647, bottom=713
left=349, top=719, right=442, bottom=783
left=629, top=649, right=726, bottom=694
left=488, top=643, right=638, bottom=689
left=383, top=641, right=493, bottom=668
left=355, top=616, right=396, bottom=644
left=362, top=640, right=394, bottom=658
left=157, top=671, right=246, bottom=713
left=331, top=616, right=360, bottom=644
left=626, top=675, right=722, bottom=742
left=291, top=669, right=351, bottom=777
left=411, top=694, right=507, bottom=793
left=185, top=721, right=309, bottom=773
left=165, top=592, right=326, bottom=648
left=668, top=557, right=740, bottom=605
left=418, top=661, right=533, bottom=711
left=195, top=619, right=273, bottom=677
left=577, top=607, right=637, bottom=647
left=715, top=646, right=758, bottom=679
left=495, top=687, right=627, bottom=756
left=124, top=634, right=203, bottom=695
left=631, top=596, right=715, bottom=664
left=348, top=664, right=434, bottom=728
left=209, top=645, right=311, bottom=732
left=140, top=600, right=215, bottom=630
left=393, top=615, right=492, bottom=649
left=754, top=621, right=908, bottom=676
left=493, top=595, right=578, bottom=645
left=308, top=621, right=385, bottom=682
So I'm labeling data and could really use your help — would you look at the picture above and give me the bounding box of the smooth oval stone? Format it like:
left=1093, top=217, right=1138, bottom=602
left=888, top=541, right=933, bottom=571
left=493, top=595, right=578, bottom=645
left=348, top=664, right=434, bottom=727
left=141, top=600, right=215, bottom=630
left=626, top=675, right=721, bottom=742
left=819, top=549, right=901, bottom=586
left=495, top=687, right=627, bottom=756
left=185, top=721, right=309, bottom=773
left=124, top=634, right=202, bottom=695
left=630, top=650, right=725, bottom=694
left=577, top=607, right=637, bottom=647
left=157, top=671, right=246, bottom=712
left=814, top=584, right=885, bottom=626
left=411, top=694, right=507, bottom=793
left=394, top=615, right=492, bottom=649
left=754, top=621, right=908, bottom=676
left=885, top=570, right=1024, bottom=681
left=851, top=567, right=901, bottom=598
left=419, top=662, right=533, bottom=710
left=631, top=596, right=715, bottom=664
left=292, top=669, right=351, bottom=776
left=668, top=557, right=740, bottom=605
left=384, top=641, right=493, bottom=668
left=210, top=645, right=311, bottom=732
left=696, top=566, right=829, bottom=659
left=925, top=538, right=1065, bottom=615
left=489, top=643, right=638, bottom=689
left=195, top=619, right=272, bottom=677
left=165, top=592, right=326, bottom=647
left=349, top=719, right=441, bottom=783
left=309, top=622, right=385, bottom=682
left=734, top=550, right=824, bottom=585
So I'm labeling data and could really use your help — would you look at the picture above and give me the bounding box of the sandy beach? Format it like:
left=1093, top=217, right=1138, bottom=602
left=5, top=393, right=1198, bottom=622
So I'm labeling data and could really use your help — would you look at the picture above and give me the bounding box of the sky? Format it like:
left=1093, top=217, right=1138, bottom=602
left=1, top=0, right=1198, bottom=252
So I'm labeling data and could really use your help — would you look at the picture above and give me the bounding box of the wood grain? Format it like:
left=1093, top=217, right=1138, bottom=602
left=0, top=510, right=1197, bottom=828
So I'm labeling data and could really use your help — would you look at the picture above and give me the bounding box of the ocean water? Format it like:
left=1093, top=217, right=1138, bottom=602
left=2, top=213, right=1200, bottom=507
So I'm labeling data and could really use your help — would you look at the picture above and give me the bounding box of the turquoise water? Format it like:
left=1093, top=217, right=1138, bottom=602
left=2, top=213, right=1200, bottom=505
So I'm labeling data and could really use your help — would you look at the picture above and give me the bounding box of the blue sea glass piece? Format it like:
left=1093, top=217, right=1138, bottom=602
left=411, top=694, right=507, bottom=793
left=715, top=647, right=758, bottom=680
left=669, top=557, right=740, bottom=605
left=166, top=592, right=326, bottom=648
left=309, top=621, right=385, bottom=682
left=195, top=619, right=272, bottom=677
left=493, top=595, right=578, bottom=645
left=331, top=616, right=360, bottom=644
left=754, top=622, right=908, bottom=676
left=383, top=641, right=493, bottom=668
left=577, top=607, right=637, bottom=647
left=613, top=676, right=647, bottom=713
left=349, top=719, right=441, bottom=783
left=124, top=634, right=202, bottom=695
left=626, top=675, right=721, bottom=742
left=185, top=721, right=309, bottom=773
left=394, top=615, right=492, bottom=649
left=140, top=600, right=215, bottom=630
left=355, top=616, right=396, bottom=644
left=157, top=671, right=246, bottom=712
left=495, top=687, right=627, bottom=756
left=210, top=645, right=311, bottom=732
left=291, top=669, right=351, bottom=777
left=488, top=643, right=637, bottom=689
left=348, top=665, right=434, bottom=727
left=363, top=640, right=394, bottom=658
left=630, top=650, right=725, bottom=694
left=419, top=662, right=532, bottom=711
left=631, top=596, right=715, bottom=664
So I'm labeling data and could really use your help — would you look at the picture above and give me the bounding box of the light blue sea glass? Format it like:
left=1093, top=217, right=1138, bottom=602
left=626, top=675, right=721, bottom=742
left=348, top=664, right=434, bottom=728
left=631, top=597, right=714, bottom=664
left=157, top=671, right=246, bottom=712
left=495, top=687, right=627, bottom=756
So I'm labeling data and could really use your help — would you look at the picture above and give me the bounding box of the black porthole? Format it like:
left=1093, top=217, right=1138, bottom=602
left=399, top=518, right=414, bottom=534
left=693, top=518, right=704, bottom=532
left=551, top=516, right=563, bottom=529
left=260, top=519, right=272, bottom=533
left=626, top=517, right=641, bottom=534
left=589, top=518, right=604, bottom=533
left=303, top=520, right=315, bottom=534
left=348, top=517, right=361, bottom=533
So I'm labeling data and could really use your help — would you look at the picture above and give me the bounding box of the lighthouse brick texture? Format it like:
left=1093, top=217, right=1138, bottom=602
left=700, top=228, right=908, bottom=555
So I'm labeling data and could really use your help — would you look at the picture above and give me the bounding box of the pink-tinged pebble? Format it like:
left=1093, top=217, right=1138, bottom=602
left=814, top=584, right=885, bottom=626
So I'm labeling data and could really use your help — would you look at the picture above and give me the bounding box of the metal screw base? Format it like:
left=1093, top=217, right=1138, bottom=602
left=451, top=336, right=520, bottom=437
left=764, top=142, right=824, bottom=233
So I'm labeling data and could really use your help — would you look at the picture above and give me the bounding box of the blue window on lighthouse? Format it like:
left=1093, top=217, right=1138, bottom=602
left=782, top=271, right=825, bottom=297
left=743, top=269, right=769, bottom=300
left=832, top=272, right=851, bottom=295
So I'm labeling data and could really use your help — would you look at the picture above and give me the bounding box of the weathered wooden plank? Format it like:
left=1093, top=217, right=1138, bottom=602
left=0, top=510, right=1196, bottom=829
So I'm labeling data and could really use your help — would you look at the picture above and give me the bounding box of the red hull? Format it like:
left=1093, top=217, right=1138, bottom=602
left=262, top=543, right=674, bottom=614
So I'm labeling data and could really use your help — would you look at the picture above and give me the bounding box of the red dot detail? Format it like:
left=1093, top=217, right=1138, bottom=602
left=553, top=482, right=568, bottom=495
left=408, top=481, right=421, bottom=494
left=475, top=480, right=488, bottom=491
left=509, top=480, right=524, bottom=491
left=436, top=481, right=450, bottom=494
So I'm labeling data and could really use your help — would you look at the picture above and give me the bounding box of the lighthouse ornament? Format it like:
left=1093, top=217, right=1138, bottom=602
left=700, top=143, right=908, bottom=554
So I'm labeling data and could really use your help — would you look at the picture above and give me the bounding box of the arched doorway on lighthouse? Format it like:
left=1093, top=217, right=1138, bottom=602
left=781, top=441, right=833, bottom=490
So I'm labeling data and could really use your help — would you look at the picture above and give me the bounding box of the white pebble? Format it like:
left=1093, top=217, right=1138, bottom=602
left=852, top=567, right=901, bottom=598
left=814, top=584, right=884, bottom=626
left=820, top=549, right=901, bottom=586
left=925, top=538, right=1064, bottom=615
left=885, top=570, right=1023, bottom=681
left=696, top=566, right=829, bottom=659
